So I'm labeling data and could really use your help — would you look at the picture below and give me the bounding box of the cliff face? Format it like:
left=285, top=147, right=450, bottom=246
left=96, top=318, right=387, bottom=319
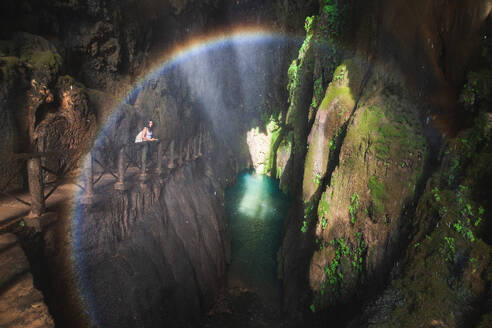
left=273, top=0, right=492, bottom=325
left=76, top=159, right=232, bottom=327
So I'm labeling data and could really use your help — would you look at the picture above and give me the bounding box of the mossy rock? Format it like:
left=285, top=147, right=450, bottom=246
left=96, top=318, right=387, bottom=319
left=15, top=33, right=62, bottom=82
left=308, top=64, right=428, bottom=310
left=302, top=59, right=365, bottom=202
left=22, top=50, right=62, bottom=74
left=361, top=113, right=492, bottom=326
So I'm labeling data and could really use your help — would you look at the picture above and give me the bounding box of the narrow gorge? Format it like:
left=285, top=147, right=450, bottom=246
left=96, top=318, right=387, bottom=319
left=0, top=1, right=491, bottom=328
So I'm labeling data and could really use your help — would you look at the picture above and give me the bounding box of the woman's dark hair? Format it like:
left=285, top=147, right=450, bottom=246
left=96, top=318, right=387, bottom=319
left=147, top=120, right=153, bottom=132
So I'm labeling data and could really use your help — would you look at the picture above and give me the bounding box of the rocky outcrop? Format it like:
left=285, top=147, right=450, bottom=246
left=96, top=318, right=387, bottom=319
left=0, top=233, right=54, bottom=328
left=273, top=0, right=492, bottom=324
left=348, top=0, right=492, bottom=134
left=0, top=33, right=96, bottom=190
left=350, top=112, right=492, bottom=327
left=309, top=62, right=428, bottom=308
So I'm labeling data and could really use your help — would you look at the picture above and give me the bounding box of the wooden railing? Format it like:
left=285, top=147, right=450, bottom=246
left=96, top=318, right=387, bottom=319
left=2, top=128, right=208, bottom=219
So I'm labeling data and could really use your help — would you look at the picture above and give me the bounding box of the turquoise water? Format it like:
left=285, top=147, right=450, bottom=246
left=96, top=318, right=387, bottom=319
left=225, top=171, right=289, bottom=306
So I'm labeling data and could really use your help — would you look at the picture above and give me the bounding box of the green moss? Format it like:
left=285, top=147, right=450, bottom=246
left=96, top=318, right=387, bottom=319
left=264, top=116, right=283, bottom=175
left=353, top=105, right=385, bottom=138
left=332, top=63, right=347, bottom=81
left=21, top=50, right=62, bottom=72
left=311, top=77, right=324, bottom=108
left=440, top=236, right=456, bottom=262
left=300, top=220, right=308, bottom=233
left=343, top=156, right=355, bottom=169
left=347, top=103, right=426, bottom=165
left=319, top=85, right=354, bottom=113
left=351, top=232, right=366, bottom=272
left=314, top=234, right=366, bottom=308
left=368, top=175, right=386, bottom=215
left=287, top=15, right=317, bottom=99
left=318, top=191, right=331, bottom=219
left=460, top=70, right=492, bottom=110
left=374, top=142, right=390, bottom=160
left=321, top=0, right=343, bottom=39
left=349, top=192, right=360, bottom=224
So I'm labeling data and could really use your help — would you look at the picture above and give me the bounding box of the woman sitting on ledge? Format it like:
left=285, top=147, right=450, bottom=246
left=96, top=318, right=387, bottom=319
left=135, top=120, right=158, bottom=143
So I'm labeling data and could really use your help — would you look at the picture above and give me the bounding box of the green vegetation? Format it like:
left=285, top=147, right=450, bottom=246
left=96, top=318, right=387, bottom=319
left=323, top=238, right=349, bottom=289
left=321, top=0, right=342, bottom=38
left=451, top=185, right=482, bottom=242
left=440, top=236, right=456, bottom=262
left=431, top=186, right=440, bottom=202
left=301, top=220, right=308, bottom=233
left=368, top=176, right=386, bottom=216
left=311, top=77, right=324, bottom=108
left=351, top=232, right=365, bottom=272
left=347, top=104, right=426, bottom=166
left=301, top=200, right=316, bottom=233
left=318, top=192, right=331, bottom=219
left=315, top=234, right=367, bottom=307
left=460, top=70, right=492, bottom=110
left=304, top=200, right=315, bottom=219
left=288, top=15, right=317, bottom=98
left=320, top=85, right=353, bottom=112
left=333, top=64, right=346, bottom=81
left=349, top=192, right=360, bottom=224
left=314, top=173, right=322, bottom=185
left=431, top=183, right=485, bottom=245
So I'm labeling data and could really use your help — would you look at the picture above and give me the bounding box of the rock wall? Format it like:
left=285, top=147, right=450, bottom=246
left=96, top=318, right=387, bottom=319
left=75, top=159, right=233, bottom=327
left=272, top=0, right=492, bottom=325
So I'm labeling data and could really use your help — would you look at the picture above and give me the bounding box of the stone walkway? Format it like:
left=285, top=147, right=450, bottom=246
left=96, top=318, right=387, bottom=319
left=0, top=183, right=78, bottom=232
left=0, top=174, right=122, bottom=327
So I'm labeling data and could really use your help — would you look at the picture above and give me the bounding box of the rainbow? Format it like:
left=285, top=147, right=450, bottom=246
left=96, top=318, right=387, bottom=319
left=70, top=25, right=300, bottom=326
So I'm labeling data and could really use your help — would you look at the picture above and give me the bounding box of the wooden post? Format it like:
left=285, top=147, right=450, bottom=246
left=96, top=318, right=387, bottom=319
left=156, top=142, right=163, bottom=175
left=27, top=157, right=45, bottom=217
left=177, top=140, right=184, bottom=166
left=198, top=129, right=203, bottom=157
left=115, top=147, right=127, bottom=190
left=81, top=153, right=94, bottom=204
left=168, top=140, right=175, bottom=169
left=140, top=142, right=149, bottom=181
left=185, top=139, right=191, bottom=161
left=192, top=136, right=198, bottom=159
